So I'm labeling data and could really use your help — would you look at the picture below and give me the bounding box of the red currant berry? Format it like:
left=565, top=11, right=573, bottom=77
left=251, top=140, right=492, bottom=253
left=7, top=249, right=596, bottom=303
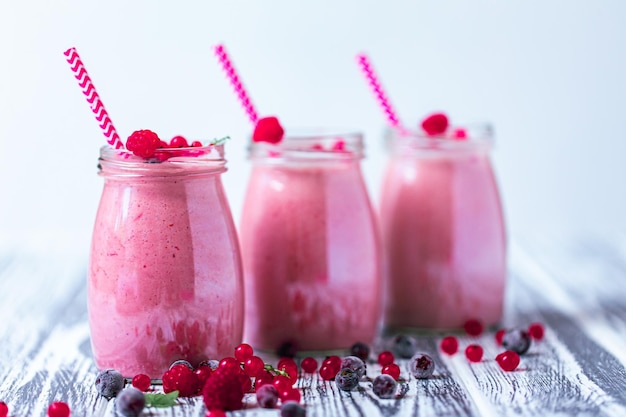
left=273, top=375, right=292, bottom=393
left=440, top=336, right=459, bottom=355
left=191, top=140, right=203, bottom=147
left=465, top=344, right=484, bottom=363
left=421, top=113, right=449, bottom=136
left=277, top=357, right=297, bottom=370
left=280, top=387, right=301, bottom=403
left=496, top=350, right=520, bottom=372
left=378, top=351, right=395, bottom=366
left=381, top=363, right=401, bottom=381
left=278, top=362, right=298, bottom=381
left=205, top=410, right=227, bottom=417
left=463, top=319, right=484, bottom=336
left=131, top=373, right=151, bottom=392
left=244, top=355, right=265, bottom=377
left=195, top=366, right=213, bottom=385
left=48, top=401, right=70, bottom=417
left=332, top=140, right=345, bottom=151
left=235, top=343, right=254, bottom=362
left=255, top=371, right=274, bottom=391
left=301, top=357, right=318, bottom=373
left=160, top=140, right=169, bottom=148
left=495, top=329, right=505, bottom=345
left=322, top=355, right=341, bottom=372
left=238, top=373, right=253, bottom=393
left=528, top=322, right=545, bottom=340
left=219, top=357, right=241, bottom=374
left=452, top=128, right=467, bottom=140
left=126, top=129, right=161, bottom=158
left=319, top=364, right=339, bottom=381
left=170, top=135, right=189, bottom=148
left=0, top=402, right=8, bottom=417
left=253, top=116, right=285, bottom=144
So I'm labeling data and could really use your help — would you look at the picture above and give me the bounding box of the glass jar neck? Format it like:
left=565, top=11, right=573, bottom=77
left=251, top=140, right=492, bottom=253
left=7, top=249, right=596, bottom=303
left=386, top=125, right=494, bottom=157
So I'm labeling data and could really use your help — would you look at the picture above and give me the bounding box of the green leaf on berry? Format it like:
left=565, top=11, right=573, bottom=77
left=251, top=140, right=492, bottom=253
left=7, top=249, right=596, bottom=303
left=210, top=136, right=230, bottom=146
left=144, top=391, right=179, bottom=408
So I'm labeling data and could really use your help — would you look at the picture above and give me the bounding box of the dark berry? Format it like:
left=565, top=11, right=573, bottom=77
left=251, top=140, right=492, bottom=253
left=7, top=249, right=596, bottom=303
left=256, top=384, right=279, bottom=408
left=340, top=356, right=366, bottom=378
left=378, top=351, right=395, bottom=366
left=495, top=329, right=505, bottom=345
left=116, top=387, right=145, bottom=417
left=335, top=368, right=360, bottom=391
left=131, top=374, right=151, bottom=392
left=408, top=353, right=435, bottom=378
left=244, top=355, right=265, bottom=377
left=47, top=402, right=70, bottom=417
left=440, top=336, right=459, bottom=355
left=502, top=329, right=531, bottom=354
left=301, top=357, right=318, bottom=373
left=281, top=401, right=306, bottom=417
left=126, top=129, right=161, bottom=158
left=235, top=343, right=255, bottom=362
left=169, top=359, right=194, bottom=371
left=95, top=369, right=125, bottom=398
left=463, top=319, right=484, bottom=336
left=381, top=363, right=401, bottom=381
left=350, top=342, right=370, bottom=362
left=372, top=374, right=397, bottom=399
left=253, top=116, right=285, bottom=144
left=276, top=340, right=298, bottom=358
left=421, top=113, right=449, bottom=136
left=202, top=368, right=244, bottom=411
left=169, top=135, right=188, bottom=148
left=528, top=322, right=545, bottom=340
left=496, top=350, right=520, bottom=372
left=391, top=334, right=417, bottom=358
left=465, top=344, right=484, bottom=363
left=0, top=402, right=7, bottom=417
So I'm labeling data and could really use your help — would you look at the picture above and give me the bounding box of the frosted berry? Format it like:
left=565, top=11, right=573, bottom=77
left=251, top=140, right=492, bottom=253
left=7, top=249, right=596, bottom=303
left=95, top=369, right=125, bottom=398
left=496, top=350, right=520, bottom=372
left=0, top=402, right=7, bottom=417
left=131, top=374, right=151, bottom=392
left=126, top=129, right=161, bottom=158
left=47, top=402, right=70, bottom=417
left=463, top=319, right=484, bottom=336
left=440, top=336, right=459, bottom=355
left=116, top=387, right=145, bottom=417
left=528, top=322, right=545, bottom=340
left=281, top=401, right=306, bottom=417
left=502, top=329, right=531, bottom=354
left=279, top=387, right=301, bottom=403
left=301, top=357, right=318, bottom=373
left=465, top=344, right=484, bottom=363
left=372, top=374, right=397, bottom=399
left=378, top=351, right=395, bottom=367
left=235, top=343, right=254, bottom=362
left=253, top=116, right=285, bottom=144
left=244, top=355, right=265, bottom=377
left=340, top=356, right=366, bottom=378
left=495, top=329, right=505, bottom=345
left=256, top=384, right=279, bottom=408
left=350, top=342, right=370, bottom=362
left=319, top=364, right=339, bottom=381
left=391, top=334, right=417, bottom=358
left=169, top=359, right=194, bottom=371
left=381, top=363, right=401, bottom=381
left=203, top=368, right=244, bottom=411
left=335, top=368, right=360, bottom=391
left=408, top=352, right=435, bottom=378
left=170, top=135, right=189, bottom=148
left=421, top=113, right=449, bottom=136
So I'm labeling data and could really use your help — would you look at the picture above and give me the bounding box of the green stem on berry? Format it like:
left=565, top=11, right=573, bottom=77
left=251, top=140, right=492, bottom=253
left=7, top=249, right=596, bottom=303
left=210, top=136, right=230, bottom=146
left=263, top=363, right=290, bottom=378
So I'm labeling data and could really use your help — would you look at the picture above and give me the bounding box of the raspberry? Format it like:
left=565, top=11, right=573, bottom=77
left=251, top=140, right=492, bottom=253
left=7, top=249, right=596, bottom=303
left=162, top=364, right=200, bottom=397
left=126, top=129, right=161, bottom=158
left=300, top=357, right=318, bottom=373
left=235, top=343, right=254, bottom=362
left=47, top=402, right=70, bottom=417
left=465, top=344, right=484, bottom=363
left=131, top=374, right=151, bottom=392
left=256, top=384, right=279, bottom=408
left=244, top=355, right=265, bottom=377
left=350, top=342, right=370, bottom=362
left=408, top=353, right=435, bottom=378
left=495, top=329, right=505, bottom=345
left=440, top=336, right=459, bottom=355
left=372, top=374, right=397, bottom=399
left=203, top=368, right=245, bottom=411
left=253, top=116, right=285, bottom=144
left=378, top=351, right=395, bottom=366
left=237, top=372, right=253, bottom=393
left=463, top=319, right=484, bottom=336
left=0, top=402, right=8, bottom=417
left=528, top=322, right=545, bottom=340
left=170, top=135, right=189, bottom=148
left=421, top=113, right=449, bottom=136
left=496, top=350, right=520, bottom=372
left=381, top=363, right=401, bottom=381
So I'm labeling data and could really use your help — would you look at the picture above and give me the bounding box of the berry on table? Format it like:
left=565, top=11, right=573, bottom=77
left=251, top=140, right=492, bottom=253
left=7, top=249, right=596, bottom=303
left=131, top=373, right=151, bottom=392
left=253, top=116, right=285, bottom=144
left=335, top=368, right=360, bottom=391
left=452, top=128, right=468, bottom=139
left=322, top=356, right=341, bottom=371
left=244, top=355, right=265, bottom=377
left=340, top=356, right=366, bottom=379
left=202, top=367, right=245, bottom=411
left=116, top=387, right=145, bottom=417
left=281, top=401, right=306, bottom=417
left=205, top=410, right=227, bottom=417
left=463, top=319, right=484, bottom=336
left=47, top=402, right=70, bottom=417
left=502, top=329, right=531, bottom=354
left=378, top=351, right=395, bottom=367
left=255, top=371, right=275, bottom=390
left=195, top=365, right=213, bottom=385
left=391, top=334, right=417, bottom=359
left=219, top=357, right=241, bottom=373
left=408, top=353, right=435, bottom=378
left=528, top=322, right=545, bottom=340
left=277, top=357, right=298, bottom=380
left=495, top=329, right=505, bottom=345
left=381, top=363, right=401, bottom=381
left=0, top=402, right=8, bottom=417
left=319, top=364, right=339, bottom=381
left=440, top=336, right=459, bottom=355
left=496, top=350, right=520, bottom=372
left=301, top=357, right=318, bottom=373
left=256, top=384, right=279, bottom=408
left=465, top=344, right=484, bottom=363
left=421, top=113, right=449, bottom=136
left=350, top=342, right=370, bottom=362
left=162, top=364, right=201, bottom=397
left=372, top=374, right=397, bottom=399
left=95, top=369, right=125, bottom=398
left=273, top=375, right=292, bottom=393
left=279, top=387, right=301, bottom=403
left=126, top=129, right=161, bottom=158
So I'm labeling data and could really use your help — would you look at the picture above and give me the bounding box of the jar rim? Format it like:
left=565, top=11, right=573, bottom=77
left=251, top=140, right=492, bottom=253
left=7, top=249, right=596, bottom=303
left=385, top=123, right=494, bottom=153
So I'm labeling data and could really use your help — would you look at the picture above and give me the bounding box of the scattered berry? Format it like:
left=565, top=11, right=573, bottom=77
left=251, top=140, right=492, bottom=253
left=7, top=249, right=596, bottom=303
left=219, top=357, right=241, bottom=373
left=116, top=387, right=145, bottom=417
left=340, top=355, right=366, bottom=379
left=496, top=350, right=520, bottom=372
left=276, top=341, right=298, bottom=358
left=202, top=368, right=244, bottom=411
left=256, top=384, right=279, bottom=408
left=502, top=329, right=531, bottom=355
left=332, top=140, right=345, bottom=151
left=253, top=116, right=285, bottom=144
left=195, top=366, right=213, bottom=385
left=280, top=401, right=306, bottom=417
left=391, top=334, right=417, bottom=359
left=277, top=358, right=298, bottom=381
left=378, top=351, right=395, bottom=367
left=170, top=135, right=189, bottom=148
left=421, top=113, right=449, bottom=136
left=408, top=353, right=435, bottom=378
left=372, top=374, right=397, bottom=399
left=273, top=375, right=292, bottom=393
left=126, top=129, right=161, bottom=158
left=319, top=364, right=339, bottom=381
left=465, top=344, right=484, bottom=363
left=255, top=371, right=275, bottom=391
left=0, top=402, right=7, bottom=417
left=47, top=402, right=70, bottom=417
left=235, top=343, right=254, bottom=362
left=463, top=319, right=484, bottom=336
left=335, top=368, right=360, bottom=391
left=495, top=329, right=505, bottom=345
left=440, top=336, right=459, bottom=355
left=95, top=369, right=125, bottom=398
left=237, top=372, right=253, bottom=393
left=206, top=410, right=227, bottom=417
left=322, top=356, right=342, bottom=371
left=381, top=363, right=401, bottom=381
left=528, top=322, right=545, bottom=340
left=244, top=355, right=265, bottom=377
left=169, top=359, right=194, bottom=371
left=350, top=342, right=370, bottom=362
left=279, top=387, right=301, bottom=403
left=163, top=364, right=200, bottom=397
left=301, top=357, right=318, bottom=373
left=131, top=374, right=151, bottom=392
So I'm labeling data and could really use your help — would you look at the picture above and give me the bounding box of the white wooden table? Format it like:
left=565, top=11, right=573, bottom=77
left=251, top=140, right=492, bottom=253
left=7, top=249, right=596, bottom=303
left=1, top=234, right=626, bottom=416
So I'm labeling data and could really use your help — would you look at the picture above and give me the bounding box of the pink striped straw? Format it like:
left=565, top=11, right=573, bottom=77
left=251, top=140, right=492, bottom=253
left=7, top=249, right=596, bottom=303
left=213, top=44, right=259, bottom=125
left=64, top=47, right=124, bottom=149
left=356, top=53, right=403, bottom=130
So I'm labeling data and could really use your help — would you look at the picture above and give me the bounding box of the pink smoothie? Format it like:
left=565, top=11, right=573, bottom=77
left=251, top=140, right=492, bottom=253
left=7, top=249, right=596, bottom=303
left=380, top=129, right=506, bottom=330
left=89, top=146, right=243, bottom=378
left=240, top=133, right=382, bottom=352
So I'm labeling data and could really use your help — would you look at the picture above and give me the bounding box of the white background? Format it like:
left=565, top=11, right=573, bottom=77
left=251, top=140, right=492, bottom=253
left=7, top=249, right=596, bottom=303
left=1, top=1, right=625, bottom=255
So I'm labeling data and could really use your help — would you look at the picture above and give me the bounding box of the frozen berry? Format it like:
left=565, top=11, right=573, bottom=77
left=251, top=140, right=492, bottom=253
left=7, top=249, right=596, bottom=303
left=301, top=357, right=318, bottom=373
left=126, top=129, right=161, bottom=158
left=281, top=401, right=306, bottom=417
left=207, top=359, right=220, bottom=371
left=169, top=359, right=194, bottom=371
left=463, top=319, right=484, bottom=336
left=319, top=364, right=339, bottom=381
left=340, top=356, right=366, bottom=379
left=256, top=384, right=279, bottom=408
left=131, top=374, right=151, bottom=392
left=47, top=402, right=70, bottom=417
left=440, top=336, right=459, bottom=355
left=95, top=369, right=125, bottom=398
left=372, top=374, right=397, bottom=399
left=496, top=350, right=520, bottom=372
left=378, top=351, right=395, bottom=367
left=421, top=113, right=449, bottom=136
left=408, top=353, right=435, bottom=378
left=0, top=402, right=7, bottom=417
left=350, top=342, right=370, bottom=362
left=253, top=116, right=285, bottom=144
left=391, top=334, right=417, bottom=359
left=235, top=343, right=254, bottom=362
left=203, top=368, right=244, bottom=411
left=170, top=135, right=188, bottom=148
left=495, top=329, right=505, bottom=345
left=116, top=387, right=145, bottom=417
left=528, top=322, right=545, bottom=340
left=502, top=329, right=531, bottom=354
left=335, top=368, right=360, bottom=391
left=465, top=344, right=484, bottom=363
left=381, top=363, right=401, bottom=381
left=244, top=355, right=265, bottom=377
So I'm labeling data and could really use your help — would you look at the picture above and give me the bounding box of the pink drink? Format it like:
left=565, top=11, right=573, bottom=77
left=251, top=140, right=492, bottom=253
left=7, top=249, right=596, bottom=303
left=241, top=132, right=382, bottom=352
left=88, top=145, right=243, bottom=378
left=380, top=127, right=506, bottom=331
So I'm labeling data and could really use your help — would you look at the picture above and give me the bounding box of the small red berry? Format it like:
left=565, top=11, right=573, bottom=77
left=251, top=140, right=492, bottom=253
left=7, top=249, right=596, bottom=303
left=244, top=355, right=265, bottom=377
left=381, top=363, right=401, bottom=381
left=191, top=140, right=203, bottom=147
left=205, top=410, right=227, bottom=417
left=235, top=343, right=254, bottom=362
left=126, top=129, right=161, bottom=158
left=47, top=401, right=70, bottom=417
left=170, top=135, right=189, bottom=148
left=237, top=372, right=253, bottom=393
left=255, top=371, right=274, bottom=391
left=279, top=387, right=301, bottom=403
left=452, top=128, right=467, bottom=140
left=273, top=375, right=292, bottom=393
left=421, top=113, right=449, bottom=136
left=322, top=356, right=341, bottom=372
left=253, top=116, right=284, bottom=144
left=495, top=329, right=505, bottom=345
left=131, top=373, right=151, bottom=392
left=528, top=322, right=545, bottom=340
left=378, top=351, right=395, bottom=366
left=332, top=140, right=345, bottom=151
left=195, top=366, right=213, bottom=385
left=463, top=319, right=484, bottom=336
left=319, top=364, right=339, bottom=381
left=440, top=336, right=459, bottom=355
left=219, top=357, right=241, bottom=374
left=301, top=357, right=318, bottom=373
left=496, top=350, right=520, bottom=372
left=465, top=344, right=484, bottom=363
left=277, top=362, right=298, bottom=381
left=0, top=402, right=8, bottom=417
left=160, top=140, right=169, bottom=148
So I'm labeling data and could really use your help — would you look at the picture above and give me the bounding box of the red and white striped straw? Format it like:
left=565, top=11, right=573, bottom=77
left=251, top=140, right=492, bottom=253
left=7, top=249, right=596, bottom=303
left=356, top=53, right=403, bottom=130
left=64, top=47, right=124, bottom=149
left=213, top=44, right=259, bottom=125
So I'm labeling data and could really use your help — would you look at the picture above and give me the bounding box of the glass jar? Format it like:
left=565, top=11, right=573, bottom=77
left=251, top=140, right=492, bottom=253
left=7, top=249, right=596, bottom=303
left=88, top=144, right=243, bottom=378
left=380, top=126, right=506, bottom=331
left=240, top=131, right=382, bottom=352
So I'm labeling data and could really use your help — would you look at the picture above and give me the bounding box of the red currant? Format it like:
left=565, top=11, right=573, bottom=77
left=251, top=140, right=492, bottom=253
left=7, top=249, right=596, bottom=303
left=528, top=323, right=545, bottom=340
left=273, top=375, right=292, bottom=393
left=465, top=344, right=484, bottom=363
left=191, top=140, right=203, bottom=147
left=219, top=357, right=241, bottom=373
left=452, top=128, right=467, bottom=139
left=205, top=410, right=227, bottom=417
left=495, top=329, right=505, bottom=345
left=381, top=363, right=401, bottom=381
left=244, top=355, right=265, bottom=377
left=255, top=371, right=274, bottom=391
left=237, top=373, right=253, bottom=393
left=322, top=356, right=341, bottom=371
left=332, top=140, right=345, bottom=151
left=47, top=401, right=70, bottom=417
left=278, top=362, right=298, bottom=381
left=319, top=364, right=339, bottom=381
left=496, top=350, right=520, bottom=372
left=235, top=343, right=255, bottom=362
left=440, top=336, right=459, bottom=355
left=0, top=402, right=8, bottom=417
left=279, top=387, right=301, bottom=403
left=195, top=366, right=213, bottom=385
left=170, top=136, right=189, bottom=148
left=301, top=357, right=318, bottom=373
left=463, top=319, right=484, bottom=336
left=131, top=373, right=151, bottom=392
left=378, top=351, right=395, bottom=366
